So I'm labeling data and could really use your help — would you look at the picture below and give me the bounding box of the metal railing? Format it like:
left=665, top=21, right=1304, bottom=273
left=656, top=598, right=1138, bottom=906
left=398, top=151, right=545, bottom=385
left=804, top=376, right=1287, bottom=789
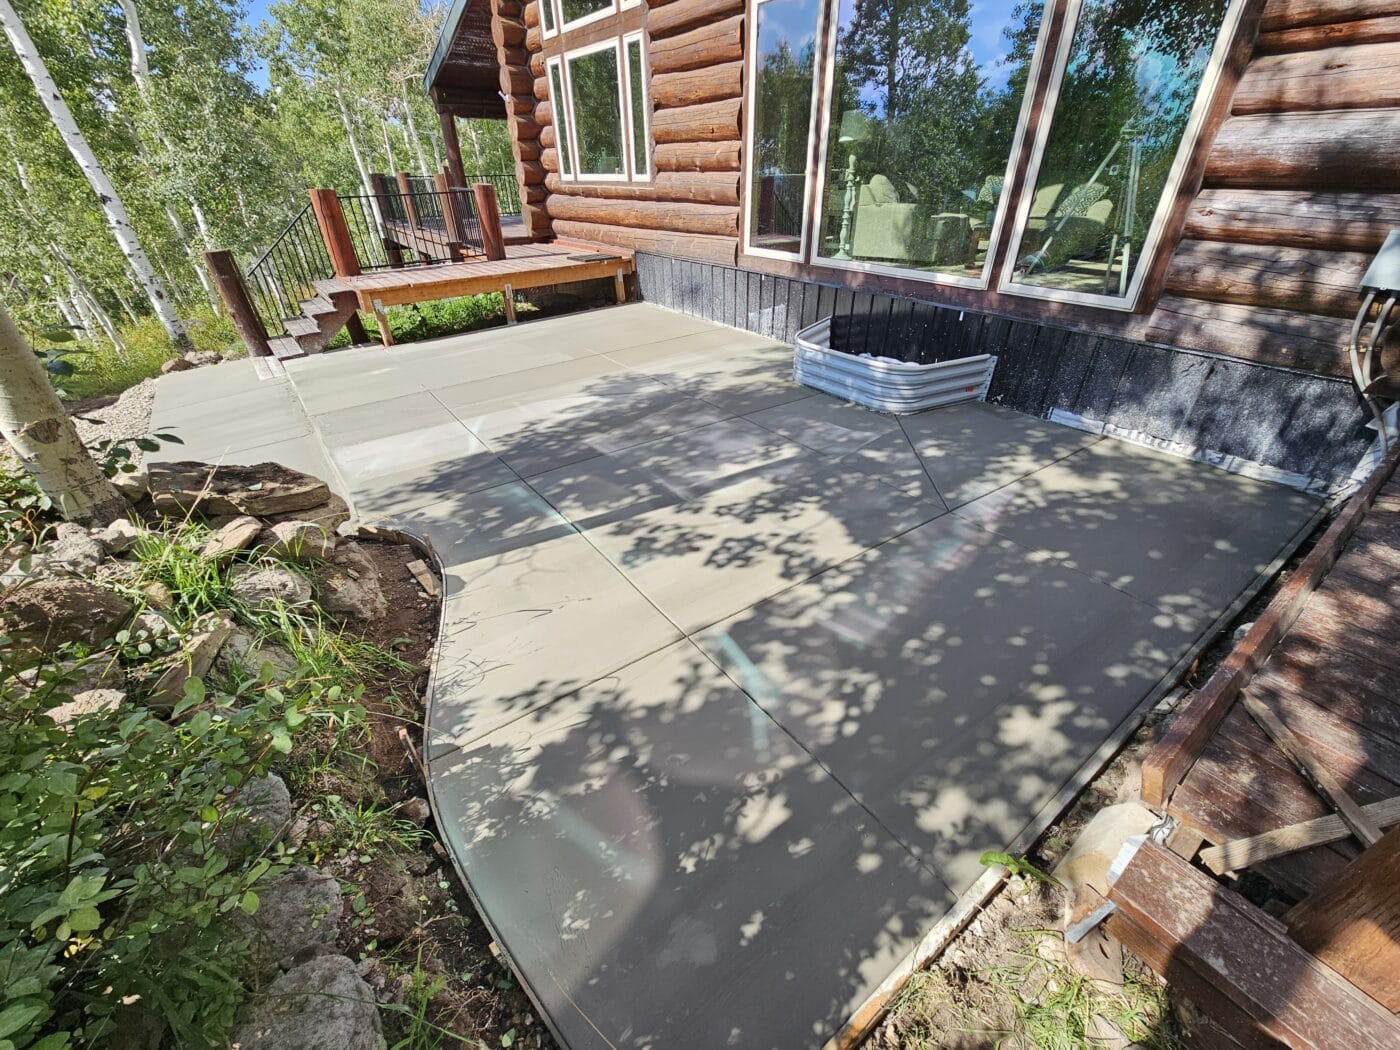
left=243, top=204, right=334, bottom=337
left=401, top=172, right=520, bottom=215
left=345, top=187, right=484, bottom=268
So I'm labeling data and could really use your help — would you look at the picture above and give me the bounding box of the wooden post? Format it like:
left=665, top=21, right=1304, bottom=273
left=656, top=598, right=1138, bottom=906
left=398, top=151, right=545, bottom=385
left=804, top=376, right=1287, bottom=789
left=204, top=249, right=272, bottom=358
left=472, top=182, right=507, bottom=261
left=308, top=188, right=360, bottom=278
left=438, top=107, right=468, bottom=189
left=368, top=173, right=405, bottom=268
left=344, top=313, right=370, bottom=345
left=614, top=266, right=627, bottom=304
left=395, top=172, right=432, bottom=264
left=371, top=297, right=394, bottom=347
left=434, top=171, right=465, bottom=260
left=502, top=282, right=516, bottom=324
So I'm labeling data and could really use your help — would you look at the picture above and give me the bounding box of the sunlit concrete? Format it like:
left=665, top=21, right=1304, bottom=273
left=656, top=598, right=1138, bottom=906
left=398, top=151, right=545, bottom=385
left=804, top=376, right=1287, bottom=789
left=150, top=303, right=1321, bottom=1050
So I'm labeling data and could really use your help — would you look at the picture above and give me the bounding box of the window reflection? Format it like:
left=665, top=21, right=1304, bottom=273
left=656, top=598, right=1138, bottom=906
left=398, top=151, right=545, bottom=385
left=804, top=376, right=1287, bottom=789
left=817, top=0, right=1045, bottom=278
left=560, top=0, right=612, bottom=26
left=567, top=46, right=625, bottom=177
left=1009, top=0, right=1232, bottom=297
left=748, top=0, right=822, bottom=255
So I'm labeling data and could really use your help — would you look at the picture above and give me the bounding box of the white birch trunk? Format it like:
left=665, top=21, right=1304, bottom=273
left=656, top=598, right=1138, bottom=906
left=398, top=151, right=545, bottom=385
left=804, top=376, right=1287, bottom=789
left=0, top=298, right=125, bottom=524
left=0, top=0, right=186, bottom=346
left=464, top=122, right=484, bottom=171
left=336, top=88, right=383, bottom=231
left=381, top=118, right=397, bottom=174
left=401, top=87, right=431, bottom=175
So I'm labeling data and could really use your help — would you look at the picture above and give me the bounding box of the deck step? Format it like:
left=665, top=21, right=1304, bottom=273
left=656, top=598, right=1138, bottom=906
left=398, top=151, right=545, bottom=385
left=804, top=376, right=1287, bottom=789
left=267, top=335, right=304, bottom=360
left=313, top=278, right=352, bottom=297
left=283, top=315, right=322, bottom=339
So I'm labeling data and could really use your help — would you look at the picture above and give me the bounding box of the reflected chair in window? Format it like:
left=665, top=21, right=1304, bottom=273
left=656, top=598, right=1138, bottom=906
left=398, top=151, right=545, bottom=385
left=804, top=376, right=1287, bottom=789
left=1017, top=182, right=1113, bottom=276
left=850, top=175, right=972, bottom=269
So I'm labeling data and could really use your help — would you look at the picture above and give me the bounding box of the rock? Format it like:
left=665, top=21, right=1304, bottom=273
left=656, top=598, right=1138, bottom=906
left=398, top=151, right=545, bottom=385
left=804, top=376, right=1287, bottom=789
left=183, top=350, right=222, bottom=367
left=147, top=462, right=331, bottom=519
left=232, top=955, right=382, bottom=1050
left=220, top=773, right=293, bottom=856
left=160, top=356, right=196, bottom=374
left=395, top=797, right=431, bottom=827
left=96, top=517, right=141, bottom=554
left=46, top=688, right=125, bottom=725
left=200, top=515, right=263, bottom=560
left=0, top=579, right=133, bottom=666
left=316, top=557, right=386, bottom=621
left=261, top=521, right=334, bottom=563
left=214, top=630, right=300, bottom=682
left=263, top=494, right=351, bottom=532
left=2, top=531, right=107, bottom=588
left=229, top=565, right=313, bottom=610
left=111, top=471, right=148, bottom=502
left=238, top=865, right=344, bottom=974
left=19, top=652, right=123, bottom=696
left=54, top=522, right=89, bottom=542
left=147, top=615, right=235, bottom=708
left=138, top=580, right=173, bottom=609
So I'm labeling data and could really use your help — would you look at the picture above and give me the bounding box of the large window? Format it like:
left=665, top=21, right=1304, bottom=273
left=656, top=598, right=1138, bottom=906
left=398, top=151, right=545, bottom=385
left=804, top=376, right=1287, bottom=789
left=553, top=39, right=651, bottom=183
left=1003, top=0, right=1237, bottom=304
left=560, top=0, right=613, bottom=30
left=744, top=0, right=824, bottom=258
left=812, top=0, right=1049, bottom=284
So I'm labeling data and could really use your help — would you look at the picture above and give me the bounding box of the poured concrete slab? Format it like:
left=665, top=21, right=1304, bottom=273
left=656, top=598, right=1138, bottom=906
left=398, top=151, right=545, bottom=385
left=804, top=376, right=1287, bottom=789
left=147, top=303, right=1326, bottom=1050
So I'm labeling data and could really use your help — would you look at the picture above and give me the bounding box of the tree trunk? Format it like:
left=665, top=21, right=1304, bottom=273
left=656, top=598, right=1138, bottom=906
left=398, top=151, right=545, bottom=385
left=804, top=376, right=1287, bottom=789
left=336, top=88, right=384, bottom=227
left=1, top=0, right=187, bottom=347
left=402, top=86, right=431, bottom=175
left=0, top=298, right=126, bottom=524
left=465, top=121, right=485, bottom=171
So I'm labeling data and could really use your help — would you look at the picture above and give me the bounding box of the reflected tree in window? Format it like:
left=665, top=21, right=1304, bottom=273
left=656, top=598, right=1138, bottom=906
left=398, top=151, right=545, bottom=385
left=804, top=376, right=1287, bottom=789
left=568, top=46, right=625, bottom=176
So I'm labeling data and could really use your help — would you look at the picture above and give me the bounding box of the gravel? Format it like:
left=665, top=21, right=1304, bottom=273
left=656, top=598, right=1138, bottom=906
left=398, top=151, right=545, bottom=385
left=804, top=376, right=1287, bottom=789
left=69, top=380, right=157, bottom=466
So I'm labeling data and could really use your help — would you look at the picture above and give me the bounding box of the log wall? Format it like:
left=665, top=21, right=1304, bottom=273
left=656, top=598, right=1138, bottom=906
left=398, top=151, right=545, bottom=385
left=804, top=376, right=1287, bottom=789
left=1149, top=0, right=1400, bottom=370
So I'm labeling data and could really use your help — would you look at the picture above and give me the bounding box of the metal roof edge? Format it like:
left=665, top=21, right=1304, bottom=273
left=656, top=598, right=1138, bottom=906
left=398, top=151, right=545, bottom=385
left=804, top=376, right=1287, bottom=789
left=423, top=0, right=473, bottom=95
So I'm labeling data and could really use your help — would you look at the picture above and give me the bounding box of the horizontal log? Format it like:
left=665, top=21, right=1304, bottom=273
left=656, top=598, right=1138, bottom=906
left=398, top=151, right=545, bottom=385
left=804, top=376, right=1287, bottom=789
left=519, top=159, right=545, bottom=185
left=1165, top=240, right=1370, bottom=318
left=517, top=139, right=542, bottom=162
left=1144, top=294, right=1350, bottom=376
left=1184, top=189, right=1400, bottom=252
left=651, top=98, right=741, bottom=143
left=545, top=171, right=739, bottom=204
left=551, top=218, right=738, bottom=265
left=539, top=124, right=556, bottom=149
left=1233, top=41, right=1400, bottom=113
left=652, top=61, right=743, bottom=108
left=534, top=75, right=550, bottom=101
left=499, top=65, right=533, bottom=96
left=648, top=0, right=744, bottom=38
left=522, top=183, right=547, bottom=205
left=545, top=193, right=738, bottom=235
left=1205, top=109, right=1400, bottom=191
left=525, top=24, right=543, bottom=51
left=534, top=99, right=552, bottom=126
left=523, top=0, right=540, bottom=27
left=496, top=0, right=524, bottom=16
left=530, top=51, right=545, bottom=77
left=649, top=15, right=743, bottom=75
left=492, top=18, right=526, bottom=48
left=1256, top=12, right=1400, bottom=51
left=513, top=118, right=542, bottom=141
left=1261, top=0, right=1400, bottom=32
left=541, top=146, right=559, bottom=174
left=501, top=47, right=528, bottom=68
left=653, top=140, right=741, bottom=171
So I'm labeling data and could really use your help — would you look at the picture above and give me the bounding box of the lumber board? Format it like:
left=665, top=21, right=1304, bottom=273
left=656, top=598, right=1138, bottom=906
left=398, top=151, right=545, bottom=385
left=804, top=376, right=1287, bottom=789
left=650, top=98, right=742, bottom=143
left=1183, top=189, right=1400, bottom=253
left=1260, top=0, right=1400, bottom=33
left=1256, top=13, right=1400, bottom=51
left=648, top=15, right=744, bottom=75
left=544, top=193, right=738, bottom=236
left=1233, top=41, right=1400, bottom=113
left=1140, top=443, right=1400, bottom=808
left=1285, top=829, right=1400, bottom=1011
left=1163, top=239, right=1373, bottom=318
left=1142, top=294, right=1350, bottom=376
left=350, top=252, right=634, bottom=309
left=647, top=0, right=743, bottom=38
left=1205, top=109, right=1400, bottom=191
left=550, top=219, right=737, bottom=264
left=1108, top=840, right=1400, bottom=1048
left=653, top=140, right=741, bottom=171
left=544, top=171, right=739, bottom=204
left=651, top=61, right=743, bottom=108
left=1202, top=796, right=1400, bottom=873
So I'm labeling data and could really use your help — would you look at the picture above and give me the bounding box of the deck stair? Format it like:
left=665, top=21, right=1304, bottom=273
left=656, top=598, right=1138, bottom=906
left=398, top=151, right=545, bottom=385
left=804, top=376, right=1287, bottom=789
left=265, top=279, right=361, bottom=360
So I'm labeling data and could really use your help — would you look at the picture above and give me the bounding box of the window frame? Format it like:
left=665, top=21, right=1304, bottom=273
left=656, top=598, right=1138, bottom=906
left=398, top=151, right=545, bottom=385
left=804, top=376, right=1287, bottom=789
left=546, top=55, right=574, bottom=181
left=558, top=0, right=618, bottom=35
left=802, top=0, right=1058, bottom=291
left=622, top=31, right=652, bottom=182
left=540, top=0, right=558, bottom=40
left=560, top=37, right=632, bottom=183
left=741, top=0, right=830, bottom=262
left=995, top=0, right=1251, bottom=310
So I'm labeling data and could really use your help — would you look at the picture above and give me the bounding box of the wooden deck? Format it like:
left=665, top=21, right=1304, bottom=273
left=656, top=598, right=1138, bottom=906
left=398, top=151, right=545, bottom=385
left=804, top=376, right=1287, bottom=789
left=343, top=239, right=634, bottom=345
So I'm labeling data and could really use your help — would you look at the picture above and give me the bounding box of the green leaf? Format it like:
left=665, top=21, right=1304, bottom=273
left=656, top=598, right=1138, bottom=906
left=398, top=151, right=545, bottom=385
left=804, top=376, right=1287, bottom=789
left=501, top=1028, right=516, bottom=1047
left=269, top=728, right=292, bottom=754
left=240, top=890, right=259, bottom=915
left=67, top=906, right=102, bottom=933
left=44, top=359, right=74, bottom=377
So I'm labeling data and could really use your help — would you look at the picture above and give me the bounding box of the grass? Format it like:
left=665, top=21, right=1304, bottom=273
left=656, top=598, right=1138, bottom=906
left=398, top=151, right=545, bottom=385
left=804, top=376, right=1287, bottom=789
left=328, top=292, right=535, bottom=350
left=60, top=305, right=242, bottom=400
left=383, top=958, right=481, bottom=1049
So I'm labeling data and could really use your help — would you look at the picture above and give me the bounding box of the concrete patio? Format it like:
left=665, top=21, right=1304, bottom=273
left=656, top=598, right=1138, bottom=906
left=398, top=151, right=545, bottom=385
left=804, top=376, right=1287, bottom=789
left=149, top=303, right=1322, bottom=1049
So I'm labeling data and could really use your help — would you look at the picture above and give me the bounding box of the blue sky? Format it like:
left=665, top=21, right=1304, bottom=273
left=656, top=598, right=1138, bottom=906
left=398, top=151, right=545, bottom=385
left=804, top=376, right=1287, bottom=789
left=240, top=0, right=276, bottom=89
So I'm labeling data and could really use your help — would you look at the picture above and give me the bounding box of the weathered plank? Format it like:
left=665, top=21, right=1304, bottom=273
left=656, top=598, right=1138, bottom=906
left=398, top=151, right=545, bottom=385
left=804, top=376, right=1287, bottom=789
left=650, top=98, right=742, bottom=143
left=545, top=193, right=738, bottom=236
left=551, top=218, right=737, bottom=265
left=653, top=140, right=742, bottom=171
left=1205, top=109, right=1400, bottom=191
left=1183, top=189, right=1400, bottom=252
left=1255, top=12, right=1400, bottom=51
left=1142, top=294, right=1350, bottom=376
left=1233, top=41, right=1400, bottom=113
left=1163, top=239, right=1372, bottom=318
left=1286, top=829, right=1400, bottom=1011
left=1201, top=796, right=1400, bottom=874
left=545, top=171, right=739, bottom=204
left=1108, top=840, right=1400, bottom=1049
left=1260, top=0, right=1400, bottom=32
left=648, top=15, right=744, bottom=75
left=651, top=61, right=743, bottom=108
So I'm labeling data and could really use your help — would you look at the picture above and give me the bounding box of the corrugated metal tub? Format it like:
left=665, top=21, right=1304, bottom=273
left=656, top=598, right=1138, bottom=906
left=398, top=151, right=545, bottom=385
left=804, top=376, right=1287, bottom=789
left=793, top=316, right=996, bottom=414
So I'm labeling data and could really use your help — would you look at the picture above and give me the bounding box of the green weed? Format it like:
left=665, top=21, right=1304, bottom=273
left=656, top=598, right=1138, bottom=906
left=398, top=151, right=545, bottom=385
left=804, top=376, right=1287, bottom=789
left=60, top=305, right=241, bottom=400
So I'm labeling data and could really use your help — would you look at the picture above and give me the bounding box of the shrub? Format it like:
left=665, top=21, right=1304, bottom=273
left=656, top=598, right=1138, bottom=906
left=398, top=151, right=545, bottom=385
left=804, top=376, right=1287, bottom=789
left=60, top=306, right=241, bottom=401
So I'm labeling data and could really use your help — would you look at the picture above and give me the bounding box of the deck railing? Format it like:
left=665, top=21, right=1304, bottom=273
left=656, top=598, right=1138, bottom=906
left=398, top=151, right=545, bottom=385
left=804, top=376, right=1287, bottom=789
left=402, top=172, right=520, bottom=215
left=342, top=186, right=485, bottom=269
left=243, top=203, right=335, bottom=337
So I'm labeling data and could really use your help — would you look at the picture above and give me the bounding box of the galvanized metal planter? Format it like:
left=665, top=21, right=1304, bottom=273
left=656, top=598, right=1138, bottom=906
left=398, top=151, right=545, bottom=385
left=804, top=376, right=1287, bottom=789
left=793, top=317, right=997, bottom=414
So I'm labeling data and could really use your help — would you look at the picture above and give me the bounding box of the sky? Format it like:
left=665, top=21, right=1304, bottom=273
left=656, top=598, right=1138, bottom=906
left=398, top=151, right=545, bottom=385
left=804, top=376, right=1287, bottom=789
left=240, top=0, right=276, bottom=89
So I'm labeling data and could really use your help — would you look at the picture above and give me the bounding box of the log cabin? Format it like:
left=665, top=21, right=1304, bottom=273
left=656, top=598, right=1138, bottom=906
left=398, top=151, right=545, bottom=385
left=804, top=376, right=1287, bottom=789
left=424, top=0, right=1400, bottom=492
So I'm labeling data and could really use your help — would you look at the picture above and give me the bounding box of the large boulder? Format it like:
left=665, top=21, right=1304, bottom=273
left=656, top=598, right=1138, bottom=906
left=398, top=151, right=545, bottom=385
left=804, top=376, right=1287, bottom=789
left=260, top=521, right=334, bottom=563
left=1, top=531, right=107, bottom=589
left=147, top=462, right=331, bottom=519
left=317, top=544, right=386, bottom=621
left=219, top=772, right=293, bottom=856
left=237, top=864, right=343, bottom=974
left=229, top=565, right=313, bottom=610
left=45, top=688, right=126, bottom=726
left=262, top=494, right=351, bottom=532
left=214, top=630, right=300, bottom=682
left=231, top=955, right=382, bottom=1050
left=0, top=579, right=132, bottom=666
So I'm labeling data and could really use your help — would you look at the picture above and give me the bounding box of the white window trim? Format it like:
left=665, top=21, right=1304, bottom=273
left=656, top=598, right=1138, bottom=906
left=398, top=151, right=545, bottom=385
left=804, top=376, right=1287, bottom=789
left=740, top=0, right=829, bottom=262
left=622, top=32, right=652, bottom=182
left=540, top=0, right=558, bottom=39
left=559, top=0, right=618, bottom=34
left=563, top=37, right=630, bottom=182
left=620, top=0, right=641, bottom=10
left=996, top=0, right=1250, bottom=310
left=804, top=0, right=1057, bottom=291
left=546, top=56, right=574, bottom=180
